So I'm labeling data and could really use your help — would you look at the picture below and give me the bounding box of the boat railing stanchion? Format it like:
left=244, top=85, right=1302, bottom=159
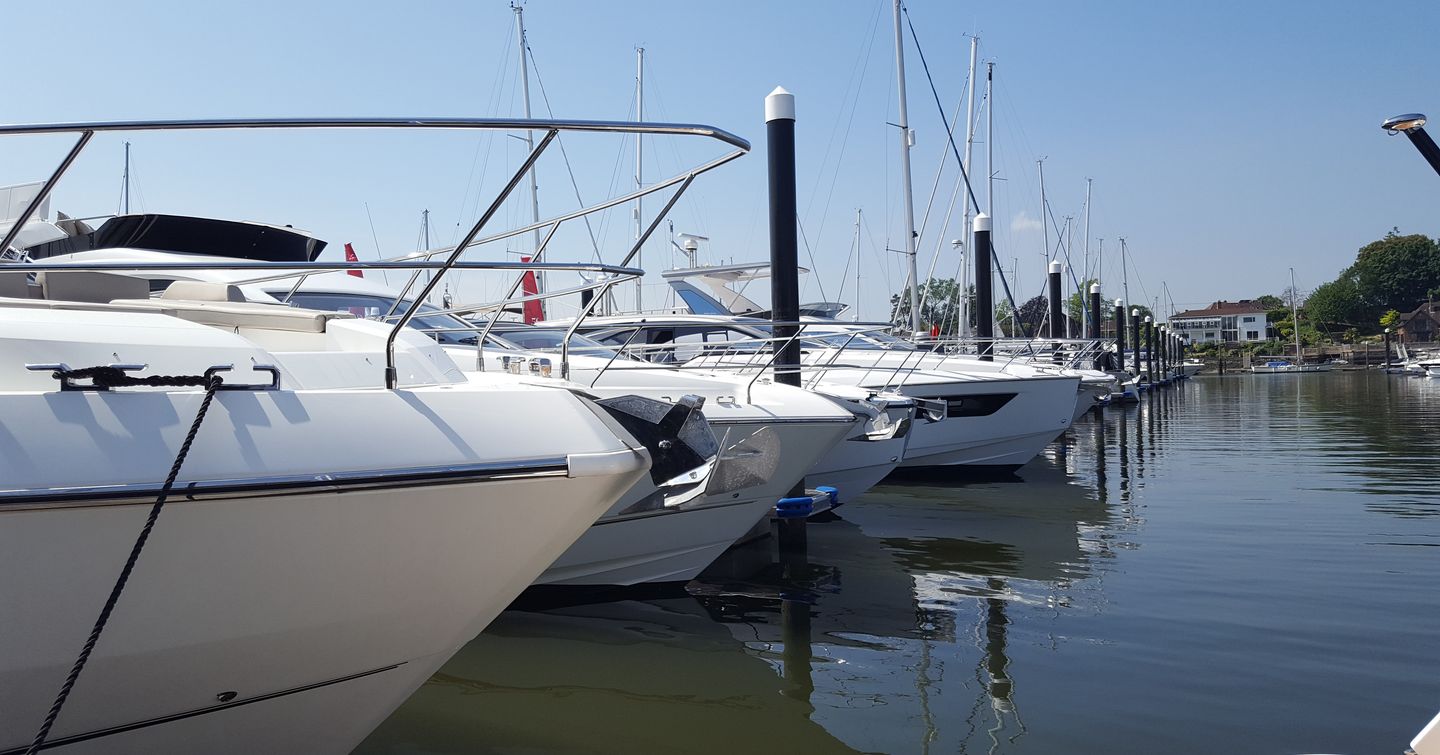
left=563, top=173, right=698, bottom=380
left=386, top=130, right=559, bottom=389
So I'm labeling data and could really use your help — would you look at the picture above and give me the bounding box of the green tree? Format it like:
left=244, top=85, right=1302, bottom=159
left=1351, top=231, right=1440, bottom=314
left=889, top=278, right=974, bottom=335
left=1065, top=278, right=1101, bottom=324
left=1254, top=294, right=1285, bottom=310
left=1380, top=308, right=1401, bottom=328
left=1305, top=274, right=1366, bottom=327
left=1015, top=295, right=1048, bottom=335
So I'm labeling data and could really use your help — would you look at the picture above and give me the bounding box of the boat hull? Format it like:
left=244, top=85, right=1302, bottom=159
left=891, top=376, right=1079, bottom=469
left=535, top=416, right=854, bottom=586
left=1, top=470, right=640, bottom=753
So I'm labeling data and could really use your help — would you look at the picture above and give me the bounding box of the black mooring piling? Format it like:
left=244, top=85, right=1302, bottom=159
left=974, top=214, right=994, bottom=361
left=767, top=86, right=806, bottom=553
left=1131, top=309, right=1142, bottom=379
left=1114, top=299, right=1126, bottom=375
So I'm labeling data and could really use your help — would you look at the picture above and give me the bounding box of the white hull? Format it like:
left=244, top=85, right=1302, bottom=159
left=3, top=473, right=636, bottom=753
left=535, top=416, right=853, bottom=585
left=1250, top=364, right=1334, bottom=374
left=0, top=306, right=648, bottom=752
left=892, top=376, right=1078, bottom=469
left=804, top=432, right=909, bottom=502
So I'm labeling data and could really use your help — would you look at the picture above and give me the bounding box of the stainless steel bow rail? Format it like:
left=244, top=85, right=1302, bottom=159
left=0, top=116, right=750, bottom=388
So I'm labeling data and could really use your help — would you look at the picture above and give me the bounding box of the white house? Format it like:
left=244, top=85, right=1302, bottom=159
left=1171, top=300, right=1273, bottom=344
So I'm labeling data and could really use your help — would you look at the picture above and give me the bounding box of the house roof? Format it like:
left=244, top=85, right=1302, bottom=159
left=1399, top=302, right=1440, bottom=326
left=1172, top=300, right=1270, bottom=319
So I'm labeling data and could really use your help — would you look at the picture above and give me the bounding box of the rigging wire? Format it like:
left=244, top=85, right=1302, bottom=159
left=800, top=1, right=884, bottom=300
left=797, top=214, right=828, bottom=302
left=451, top=18, right=517, bottom=247
left=901, top=5, right=1025, bottom=333
left=526, top=44, right=605, bottom=264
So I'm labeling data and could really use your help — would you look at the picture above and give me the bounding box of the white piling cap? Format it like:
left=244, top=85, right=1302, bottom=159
left=1131, top=308, right=1139, bottom=316
left=973, top=213, right=991, bottom=232
left=1090, top=283, right=1101, bottom=294
left=1144, top=315, right=1152, bottom=323
left=1048, top=260, right=1062, bottom=275
left=1114, top=298, right=1124, bottom=307
left=765, top=86, right=796, bottom=122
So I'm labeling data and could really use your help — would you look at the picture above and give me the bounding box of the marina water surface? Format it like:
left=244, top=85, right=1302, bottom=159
left=357, top=371, right=1440, bottom=754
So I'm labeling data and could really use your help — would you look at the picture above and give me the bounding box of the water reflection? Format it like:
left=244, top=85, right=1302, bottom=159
left=357, top=372, right=1440, bottom=754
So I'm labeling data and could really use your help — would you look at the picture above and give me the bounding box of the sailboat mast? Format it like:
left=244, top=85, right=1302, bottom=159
left=986, top=61, right=994, bottom=214
left=513, top=4, right=543, bottom=294
left=422, top=208, right=432, bottom=294
left=1120, top=236, right=1131, bottom=312
left=891, top=0, right=921, bottom=334
left=1082, top=179, right=1088, bottom=282
left=854, top=208, right=863, bottom=322
left=1038, top=159, right=1049, bottom=262
left=960, top=36, right=978, bottom=282
left=122, top=141, right=131, bottom=215
left=634, top=46, right=645, bottom=312
left=1290, top=266, right=1301, bottom=362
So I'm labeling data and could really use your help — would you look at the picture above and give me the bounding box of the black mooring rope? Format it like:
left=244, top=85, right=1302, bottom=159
left=26, top=370, right=224, bottom=754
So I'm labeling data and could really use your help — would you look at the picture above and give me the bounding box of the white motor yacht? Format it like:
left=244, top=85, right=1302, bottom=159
left=574, top=315, right=1080, bottom=471
left=805, top=323, right=1117, bottom=425
left=0, top=271, right=650, bottom=753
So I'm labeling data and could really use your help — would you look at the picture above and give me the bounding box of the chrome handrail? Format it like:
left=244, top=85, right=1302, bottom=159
left=0, top=116, right=750, bottom=389
left=560, top=173, right=697, bottom=380
left=385, top=129, right=556, bottom=387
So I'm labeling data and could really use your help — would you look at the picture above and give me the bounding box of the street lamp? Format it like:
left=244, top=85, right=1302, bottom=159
left=1382, top=112, right=1440, bottom=177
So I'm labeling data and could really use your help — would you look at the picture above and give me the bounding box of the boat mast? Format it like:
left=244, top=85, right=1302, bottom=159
left=634, top=46, right=645, bottom=313
left=1290, top=266, right=1301, bottom=363
left=959, top=36, right=979, bottom=337
left=1083, top=177, right=1092, bottom=332
left=891, top=0, right=921, bottom=335
left=986, top=61, right=994, bottom=214
left=1120, top=236, right=1131, bottom=311
left=854, top=208, right=863, bottom=322
left=121, top=141, right=131, bottom=215
left=513, top=4, right=543, bottom=294
left=985, top=60, right=997, bottom=335
left=422, top=208, right=432, bottom=295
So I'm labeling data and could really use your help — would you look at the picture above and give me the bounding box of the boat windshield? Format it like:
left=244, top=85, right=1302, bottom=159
left=484, top=327, right=627, bottom=359
left=801, top=328, right=917, bottom=351
left=275, top=291, right=507, bottom=348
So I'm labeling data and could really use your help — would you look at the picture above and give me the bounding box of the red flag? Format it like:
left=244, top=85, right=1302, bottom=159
left=344, top=243, right=363, bottom=278
left=520, top=256, right=544, bottom=324
left=930, top=324, right=940, bottom=338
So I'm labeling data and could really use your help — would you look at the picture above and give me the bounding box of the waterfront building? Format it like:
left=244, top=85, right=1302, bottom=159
left=1396, top=301, right=1440, bottom=343
left=1171, top=300, right=1273, bottom=344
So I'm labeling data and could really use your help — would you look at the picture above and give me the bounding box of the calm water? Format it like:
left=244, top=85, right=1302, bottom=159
left=356, top=371, right=1440, bottom=754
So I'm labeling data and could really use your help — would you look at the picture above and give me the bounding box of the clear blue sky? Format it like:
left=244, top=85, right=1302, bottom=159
left=5, top=0, right=1439, bottom=319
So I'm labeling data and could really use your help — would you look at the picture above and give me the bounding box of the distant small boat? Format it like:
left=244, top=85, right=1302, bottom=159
left=1250, top=359, right=1334, bottom=374
left=1251, top=269, right=1333, bottom=375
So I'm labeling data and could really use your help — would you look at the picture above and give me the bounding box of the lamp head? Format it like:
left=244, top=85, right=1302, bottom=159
left=1383, top=113, right=1428, bottom=134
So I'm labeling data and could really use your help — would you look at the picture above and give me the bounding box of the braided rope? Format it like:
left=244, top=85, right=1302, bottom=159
left=52, top=366, right=212, bottom=390
left=26, top=372, right=224, bottom=754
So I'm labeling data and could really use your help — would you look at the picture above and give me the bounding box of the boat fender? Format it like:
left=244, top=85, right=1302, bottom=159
left=775, top=495, right=813, bottom=519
